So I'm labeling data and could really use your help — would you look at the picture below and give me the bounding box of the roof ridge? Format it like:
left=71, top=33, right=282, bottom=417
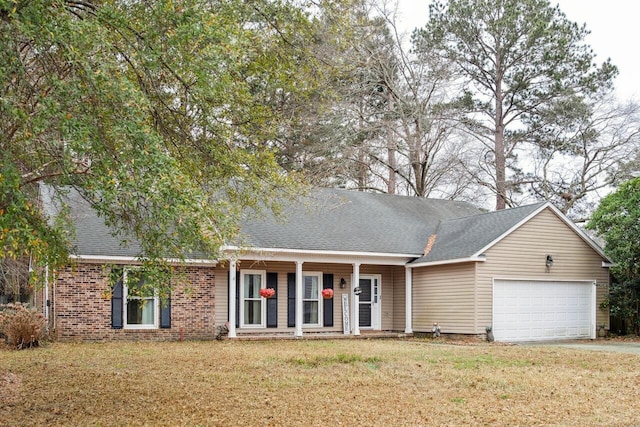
left=321, top=187, right=475, bottom=204
left=439, top=201, right=547, bottom=224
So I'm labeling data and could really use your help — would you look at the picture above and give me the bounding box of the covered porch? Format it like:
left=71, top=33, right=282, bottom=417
left=218, top=249, right=415, bottom=338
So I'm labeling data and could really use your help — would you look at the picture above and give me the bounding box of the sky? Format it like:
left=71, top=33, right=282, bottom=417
left=396, top=0, right=640, bottom=100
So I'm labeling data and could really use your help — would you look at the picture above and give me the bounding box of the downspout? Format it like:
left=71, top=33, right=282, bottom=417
left=52, top=270, right=56, bottom=332
left=44, top=264, right=50, bottom=331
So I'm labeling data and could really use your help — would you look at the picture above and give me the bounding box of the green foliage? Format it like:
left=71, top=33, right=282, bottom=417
left=0, top=161, right=69, bottom=271
left=588, top=177, right=640, bottom=333
left=0, top=302, right=47, bottom=349
left=587, top=178, right=640, bottom=278
left=1, top=0, right=322, bottom=287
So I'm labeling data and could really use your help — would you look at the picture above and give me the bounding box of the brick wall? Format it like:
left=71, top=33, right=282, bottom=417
left=53, top=263, right=216, bottom=341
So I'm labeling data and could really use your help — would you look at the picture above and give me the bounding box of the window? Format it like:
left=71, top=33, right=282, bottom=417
left=123, top=269, right=159, bottom=329
left=240, top=270, right=266, bottom=327
left=303, top=272, right=322, bottom=326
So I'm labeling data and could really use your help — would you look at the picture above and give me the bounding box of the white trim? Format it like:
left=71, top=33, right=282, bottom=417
left=591, top=282, right=598, bottom=339
left=472, top=203, right=550, bottom=259
left=69, top=254, right=217, bottom=266
left=470, top=203, right=610, bottom=263
left=408, top=255, right=486, bottom=269
left=358, top=274, right=382, bottom=330
left=492, top=276, right=600, bottom=284
left=602, top=262, right=614, bottom=268
left=295, top=261, right=303, bottom=337
left=352, top=263, right=360, bottom=336
left=544, top=203, right=611, bottom=262
left=223, top=246, right=415, bottom=266
left=492, top=278, right=596, bottom=342
left=44, top=264, right=50, bottom=327
left=122, top=268, right=160, bottom=330
left=301, top=272, right=323, bottom=327
left=404, top=266, right=412, bottom=334
left=228, top=261, right=237, bottom=338
left=239, top=269, right=267, bottom=328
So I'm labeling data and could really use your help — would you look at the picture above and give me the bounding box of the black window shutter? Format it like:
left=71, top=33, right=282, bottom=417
left=111, top=270, right=123, bottom=329
left=160, top=296, right=171, bottom=329
left=323, top=273, right=334, bottom=327
left=266, top=272, right=278, bottom=328
left=228, top=270, right=240, bottom=328
left=287, top=273, right=296, bottom=327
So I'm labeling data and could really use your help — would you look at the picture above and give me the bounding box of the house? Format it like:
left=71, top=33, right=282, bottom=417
left=42, top=187, right=611, bottom=342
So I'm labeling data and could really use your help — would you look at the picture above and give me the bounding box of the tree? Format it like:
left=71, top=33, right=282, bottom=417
left=0, top=0, right=324, bottom=285
left=587, top=178, right=640, bottom=334
left=286, top=0, right=474, bottom=200
left=417, top=0, right=618, bottom=210
left=527, top=95, right=640, bottom=220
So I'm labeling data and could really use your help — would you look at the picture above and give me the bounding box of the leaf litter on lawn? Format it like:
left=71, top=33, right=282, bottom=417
left=1, top=338, right=640, bottom=426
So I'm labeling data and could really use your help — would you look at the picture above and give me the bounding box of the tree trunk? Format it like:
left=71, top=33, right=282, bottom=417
left=495, top=123, right=506, bottom=210
left=386, top=91, right=396, bottom=194
left=494, top=53, right=507, bottom=210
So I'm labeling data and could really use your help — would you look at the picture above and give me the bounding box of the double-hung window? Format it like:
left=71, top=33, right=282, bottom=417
left=240, top=270, right=266, bottom=328
left=123, top=269, right=159, bottom=329
left=303, top=272, right=322, bottom=326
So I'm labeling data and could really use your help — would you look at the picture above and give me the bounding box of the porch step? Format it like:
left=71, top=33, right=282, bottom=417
left=232, top=331, right=412, bottom=341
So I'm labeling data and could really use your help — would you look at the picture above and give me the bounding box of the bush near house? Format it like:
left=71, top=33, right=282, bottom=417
left=0, top=303, right=47, bottom=349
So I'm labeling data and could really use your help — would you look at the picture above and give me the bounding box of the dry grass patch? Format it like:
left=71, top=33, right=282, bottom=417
left=1, top=339, right=640, bottom=426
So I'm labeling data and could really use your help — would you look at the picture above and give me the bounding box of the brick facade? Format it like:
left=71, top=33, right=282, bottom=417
left=52, top=263, right=217, bottom=341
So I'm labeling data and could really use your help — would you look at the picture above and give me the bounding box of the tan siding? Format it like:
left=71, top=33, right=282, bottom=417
left=477, top=208, right=610, bottom=332
left=412, top=263, right=477, bottom=333
left=392, top=266, right=406, bottom=331
left=214, top=261, right=400, bottom=333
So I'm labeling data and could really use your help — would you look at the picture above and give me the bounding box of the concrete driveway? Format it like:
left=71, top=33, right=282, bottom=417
left=527, top=340, right=640, bottom=355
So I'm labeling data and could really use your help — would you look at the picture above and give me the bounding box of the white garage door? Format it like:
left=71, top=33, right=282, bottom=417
left=493, top=280, right=595, bottom=342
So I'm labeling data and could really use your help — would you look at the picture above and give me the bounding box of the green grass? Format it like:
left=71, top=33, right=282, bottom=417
left=288, top=353, right=382, bottom=368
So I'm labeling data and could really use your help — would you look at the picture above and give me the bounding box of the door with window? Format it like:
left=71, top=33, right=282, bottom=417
left=240, top=270, right=266, bottom=327
left=358, top=275, right=381, bottom=330
left=303, top=272, right=322, bottom=327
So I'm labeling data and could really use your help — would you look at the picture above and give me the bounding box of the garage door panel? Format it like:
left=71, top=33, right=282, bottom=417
left=494, top=280, right=593, bottom=342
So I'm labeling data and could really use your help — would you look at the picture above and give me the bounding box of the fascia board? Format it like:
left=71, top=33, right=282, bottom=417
left=223, top=246, right=416, bottom=265
left=407, top=256, right=487, bottom=269
left=69, top=254, right=218, bottom=266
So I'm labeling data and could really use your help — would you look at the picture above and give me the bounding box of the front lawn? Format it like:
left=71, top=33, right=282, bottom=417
left=1, top=339, right=638, bottom=426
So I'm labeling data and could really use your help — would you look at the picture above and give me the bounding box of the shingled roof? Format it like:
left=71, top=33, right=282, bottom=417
left=410, top=202, right=547, bottom=264
left=47, top=186, right=577, bottom=263
left=41, top=186, right=144, bottom=258
left=236, top=188, right=483, bottom=255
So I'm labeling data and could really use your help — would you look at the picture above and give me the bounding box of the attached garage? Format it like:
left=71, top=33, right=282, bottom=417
left=493, top=280, right=596, bottom=342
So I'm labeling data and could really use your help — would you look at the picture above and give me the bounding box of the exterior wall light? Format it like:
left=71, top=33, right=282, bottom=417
left=545, top=254, right=554, bottom=268
left=340, top=278, right=346, bottom=288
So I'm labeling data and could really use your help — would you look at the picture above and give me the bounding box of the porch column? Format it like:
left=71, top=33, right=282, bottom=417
left=228, top=260, right=237, bottom=338
left=352, top=262, right=360, bottom=336
left=295, top=260, right=303, bottom=337
left=404, top=266, right=413, bottom=334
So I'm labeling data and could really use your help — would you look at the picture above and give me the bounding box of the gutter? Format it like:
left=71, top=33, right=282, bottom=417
left=68, top=254, right=218, bottom=266
left=407, top=255, right=487, bottom=269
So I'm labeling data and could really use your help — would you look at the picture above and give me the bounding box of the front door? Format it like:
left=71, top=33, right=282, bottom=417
left=358, top=275, right=381, bottom=330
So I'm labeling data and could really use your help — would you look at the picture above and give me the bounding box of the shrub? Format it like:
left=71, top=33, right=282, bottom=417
left=0, top=303, right=47, bottom=349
